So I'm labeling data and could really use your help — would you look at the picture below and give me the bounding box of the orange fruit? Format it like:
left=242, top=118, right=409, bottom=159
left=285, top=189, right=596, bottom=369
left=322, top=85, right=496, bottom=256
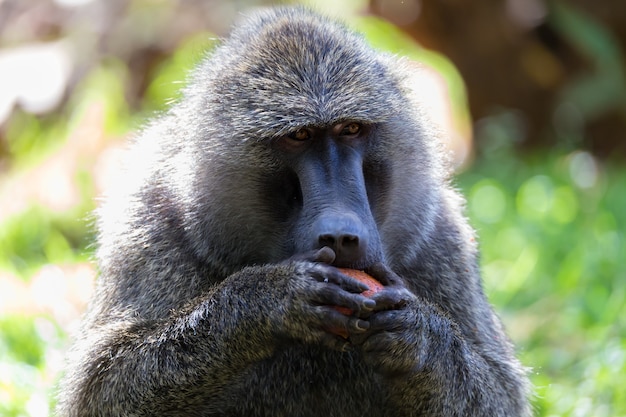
left=339, top=268, right=384, bottom=297
left=329, top=268, right=383, bottom=338
left=333, top=268, right=383, bottom=315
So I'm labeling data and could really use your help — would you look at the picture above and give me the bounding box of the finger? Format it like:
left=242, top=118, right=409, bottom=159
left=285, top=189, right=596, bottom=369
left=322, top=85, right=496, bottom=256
left=313, top=306, right=370, bottom=338
left=319, top=333, right=353, bottom=352
left=288, top=247, right=336, bottom=264
left=312, top=284, right=376, bottom=313
left=367, top=309, right=405, bottom=332
left=304, top=326, right=353, bottom=352
left=313, top=246, right=336, bottom=264
left=310, top=265, right=369, bottom=293
left=364, top=263, right=402, bottom=286
left=369, top=288, right=412, bottom=311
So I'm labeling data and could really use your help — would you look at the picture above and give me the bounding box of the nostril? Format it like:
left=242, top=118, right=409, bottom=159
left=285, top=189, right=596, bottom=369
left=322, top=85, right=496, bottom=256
left=340, top=235, right=359, bottom=249
left=319, top=234, right=336, bottom=249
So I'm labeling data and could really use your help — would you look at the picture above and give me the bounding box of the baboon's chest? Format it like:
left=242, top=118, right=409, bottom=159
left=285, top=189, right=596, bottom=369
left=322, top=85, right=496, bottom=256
left=222, top=345, right=390, bottom=416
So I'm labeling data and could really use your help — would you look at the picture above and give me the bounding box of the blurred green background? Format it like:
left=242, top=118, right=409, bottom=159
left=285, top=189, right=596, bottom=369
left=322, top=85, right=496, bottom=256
left=0, top=0, right=624, bottom=416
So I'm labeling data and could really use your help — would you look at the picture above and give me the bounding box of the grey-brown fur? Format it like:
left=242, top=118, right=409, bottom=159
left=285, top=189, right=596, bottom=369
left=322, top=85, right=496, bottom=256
left=57, top=7, right=531, bottom=416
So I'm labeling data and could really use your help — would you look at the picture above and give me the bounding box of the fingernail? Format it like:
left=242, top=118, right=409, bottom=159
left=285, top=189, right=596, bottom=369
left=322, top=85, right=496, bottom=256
left=363, top=299, right=376, bottom=309
left=356, top=320, right=370, bottom=331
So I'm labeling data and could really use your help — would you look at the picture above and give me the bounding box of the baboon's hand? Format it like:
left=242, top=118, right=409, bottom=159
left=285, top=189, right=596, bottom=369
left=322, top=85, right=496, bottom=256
left=362, top=263, right=415, bottom=311
left=352, top=263, right=428, bottom=376
left=278, top=247, right=376, bottom=350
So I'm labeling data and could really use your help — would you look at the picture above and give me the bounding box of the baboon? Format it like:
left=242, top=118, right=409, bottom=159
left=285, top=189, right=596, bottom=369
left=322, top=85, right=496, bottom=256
left=57, top=7, right=531, bottom=417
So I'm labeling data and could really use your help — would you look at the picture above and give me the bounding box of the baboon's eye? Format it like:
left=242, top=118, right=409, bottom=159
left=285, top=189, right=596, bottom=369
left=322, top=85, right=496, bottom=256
left=289, top=128, right=311, bottom=141
left=341, top=122, right=361, bottom=136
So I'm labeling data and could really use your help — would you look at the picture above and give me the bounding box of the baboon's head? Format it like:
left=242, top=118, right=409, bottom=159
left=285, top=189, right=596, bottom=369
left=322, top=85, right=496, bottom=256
left=175, top=8, right=443, bottom=275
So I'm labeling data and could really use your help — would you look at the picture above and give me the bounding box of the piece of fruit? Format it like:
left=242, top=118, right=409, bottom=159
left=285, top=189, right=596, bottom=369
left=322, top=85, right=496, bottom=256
left=329, top=268, right=384, bottom=338
left=333, top=268, right=384, bottom=315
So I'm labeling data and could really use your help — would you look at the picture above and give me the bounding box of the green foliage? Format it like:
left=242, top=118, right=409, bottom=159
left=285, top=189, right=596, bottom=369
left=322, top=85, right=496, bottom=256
left=0, top=205, right=94, bottom=278
left=0, top=316, right=66, bottom=417
left=459, top=143, right=626, bottom=416
left=550, top=0, right=626, bottom=121
left=68, top=58, right=131, bottom=135
left=4, top=112, right=68, bottom=170
left=143, top=32, right=218, bottom=112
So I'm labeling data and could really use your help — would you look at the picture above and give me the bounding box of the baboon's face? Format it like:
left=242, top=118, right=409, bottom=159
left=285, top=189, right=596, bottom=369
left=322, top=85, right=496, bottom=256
left=268, top=119, right=386, bottom=269
left=193, top=13, right=436, bottom=272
